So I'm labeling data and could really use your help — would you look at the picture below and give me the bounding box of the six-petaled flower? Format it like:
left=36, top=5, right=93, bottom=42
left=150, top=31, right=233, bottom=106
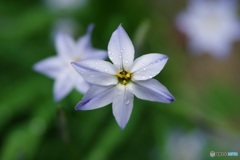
left=34, top=25, right=107, bottom=101
left=71, top=25, right=175, bottom=129
left=176, top=0, right=240, bottom=58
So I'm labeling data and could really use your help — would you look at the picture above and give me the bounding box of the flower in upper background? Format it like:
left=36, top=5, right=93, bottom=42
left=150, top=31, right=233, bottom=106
left=176, top=0, right=240, bottom=58
left=51, top=18, right=79, bottom=39
left=71, top=25, right=175, bottom=129
left=34, top=25, right=107, bottom=101
left=44, top=0, right=86, bottom=12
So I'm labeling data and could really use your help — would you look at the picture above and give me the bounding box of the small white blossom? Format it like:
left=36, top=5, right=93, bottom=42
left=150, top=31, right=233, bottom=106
left=166, top=130, right=206, bottom=160
left=44, top=0, right=86, bottom=11
left=176, top=0, right=240, bottom=58
left=52, top=18, right=79, bottom=39
left=71, top=25, right=175, bottom=129
left=34, top=25, right=107, bottom=101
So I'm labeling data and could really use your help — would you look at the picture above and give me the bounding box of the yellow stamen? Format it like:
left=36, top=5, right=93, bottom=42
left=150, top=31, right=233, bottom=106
left=126, top=73, right=131, bottom=78
left=117, top=73, right=123, bottom=78
left=116, top=70, right=132, bottom=85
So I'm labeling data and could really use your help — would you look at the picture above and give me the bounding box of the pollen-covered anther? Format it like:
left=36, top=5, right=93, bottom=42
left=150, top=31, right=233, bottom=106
left=126, top=73, right=131, bottom=78
left=116, top=70, right=131, bottom=85
left=116, top=73, right=123, bottom=78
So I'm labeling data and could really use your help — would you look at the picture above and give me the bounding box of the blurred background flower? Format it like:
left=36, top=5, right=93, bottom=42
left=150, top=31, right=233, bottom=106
left=44, top=0, right=87, bottom=12
left=0, top=0, right=240, bottom=159
left=51, top=18, right=79, bottom=38
left=34, top=24, right=107, bottom=101
left=176, top=0, right=240, bottom=59
left=166, top=130, right=206, bottom=160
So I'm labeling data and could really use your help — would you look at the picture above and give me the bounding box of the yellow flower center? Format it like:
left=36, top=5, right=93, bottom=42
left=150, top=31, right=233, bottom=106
left=116, top=70, right=131, bottom=85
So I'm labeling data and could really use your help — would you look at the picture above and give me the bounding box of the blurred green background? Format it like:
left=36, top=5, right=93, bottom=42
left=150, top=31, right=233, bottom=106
left=0, top=0, right=240, bottom=160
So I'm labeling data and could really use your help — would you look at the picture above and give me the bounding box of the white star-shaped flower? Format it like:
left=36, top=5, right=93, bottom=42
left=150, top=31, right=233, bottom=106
left=45, top=0, right=86, bottom=11
left=34, top=25, right=107, bottom=101
left=71, top=25, right=175, bottom=129
left=176, top=0, right=240, bottom=58
left=166, top=131, right=206, bottom=160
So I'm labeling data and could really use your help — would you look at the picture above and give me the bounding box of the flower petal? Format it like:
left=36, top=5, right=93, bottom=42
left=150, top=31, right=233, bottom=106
left=33, top=56, right=64, bottom=78
left=131, top=53, right=168, bottom=81
left=55, top=32, right=76, bottom=58
left=75, top=85, right=115, bottom=110
left=76, top=24, right=107, bottom=60
left=76, top=24, right=94, bottom=50
left=74, top=75, right=90, bottom=94
left=71, top=60, right=118, bottom=86
left=80, top=49, right=107, bottom=60
left=108, top=25, right=135, bottom=70
left=112, top=84, right=134, bottom=129
left=54, top=73, right=74, bottom=101
left=128, top=79, right=175, bottom=103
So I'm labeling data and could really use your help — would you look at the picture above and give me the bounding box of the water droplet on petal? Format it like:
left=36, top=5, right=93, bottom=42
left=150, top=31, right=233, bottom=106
left=109, top=51, right=114, bottom=56
left=148, top=71, right=153, bottom=78
left=143, top=68, right=146, bottom=71
left=125, top=60, right=129, bottom=64
left=104, top=68, right=108, bottom=72
left=121, top=49, right=124, bottom=53
left=125, top=100, right=130, bottom=104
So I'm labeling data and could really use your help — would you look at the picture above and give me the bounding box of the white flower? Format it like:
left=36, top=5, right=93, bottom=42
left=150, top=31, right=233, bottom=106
left=52, top=18, right=79, bottom=39
left=166, top=130, right=206, bottom=160
left=176, top=0, right=240, bottom=58
left=44, top=0, right=86, bottom=11
left=71, top=25, right=175, bottom=129
left=34, top=25, right=107, bottom=101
